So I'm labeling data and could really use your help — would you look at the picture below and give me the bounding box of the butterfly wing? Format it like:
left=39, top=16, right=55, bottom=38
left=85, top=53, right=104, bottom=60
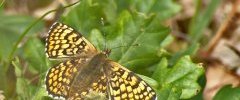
left=68, top=74, right=108, bottom=100
left=45, top=58, right=89, bottom=99
left=45, top=22, right=97, bottom=59
left=105, top=61, right=157, bottom=100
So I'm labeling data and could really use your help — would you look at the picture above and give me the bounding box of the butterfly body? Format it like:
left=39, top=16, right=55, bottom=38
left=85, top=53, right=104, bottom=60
left=45, top=22, right=157, bottom=100
left=68, top=53, right=108, bottom=99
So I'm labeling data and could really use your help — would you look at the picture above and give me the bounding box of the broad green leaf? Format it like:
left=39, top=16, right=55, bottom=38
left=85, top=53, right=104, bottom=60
left=63, top=0, right=180, bottom=28
left=213, top=85, right=240, bottom=100
left=16, top=78, right=30, bottom=100
left=32, top=87, right=49, bottom=100
left=160, top=35, right=174, bottom=48
left=0, top=14, right=44, bottom=98
left=105, top=11, right=170, bottom=70
left=0, top=14, right=43, bottom=63
left=187, top=75, right=206, bottom=100
left=89, top=29, right=105, bottom=50
left=153, top=56, right=204, bottom=99
left=152, top=57, right=168, bottom=84
left=114, top=0, right=181, bottom=20
left=150, top=0, right=181, bottom=20
left=63, top=0, right=171, bottom=72
left=170, top=43, right=199, bottom=65
left=22, top=37, right=49, bottom=73
left=12, top=57, right=45, bottom=100
left=137, top=74, right=159, bottom=89
left=62, top=0, right=107, bottom=36
left=157, top=84, right=182, bottom=100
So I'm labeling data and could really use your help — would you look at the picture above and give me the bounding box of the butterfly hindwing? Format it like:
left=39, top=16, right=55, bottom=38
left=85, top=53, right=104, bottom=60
left=45, top=22, right=97, bottom=59
left=68, top=74, right=108, bottom=100
left=106, top=61, right=157, bottom=100
left=45, top=58, right=88, bottom=99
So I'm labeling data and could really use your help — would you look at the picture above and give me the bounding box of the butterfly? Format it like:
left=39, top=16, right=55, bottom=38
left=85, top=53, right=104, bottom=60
left=44, top=22, right=157, bottom=100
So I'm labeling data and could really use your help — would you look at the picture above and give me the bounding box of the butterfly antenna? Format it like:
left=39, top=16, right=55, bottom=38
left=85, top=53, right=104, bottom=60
left=101, top=18, right=107, bottom=50
left=111, top=44, right=140, bottom=50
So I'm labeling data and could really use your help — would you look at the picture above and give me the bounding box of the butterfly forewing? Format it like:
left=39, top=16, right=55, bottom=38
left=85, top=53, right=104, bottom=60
left=106, top=61, right=157, bottom=100
left=45, top=22, right=97, bottom=59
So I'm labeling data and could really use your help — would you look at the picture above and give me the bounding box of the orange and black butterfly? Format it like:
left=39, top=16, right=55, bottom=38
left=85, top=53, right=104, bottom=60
left=45, top=22, right=157, bottom=100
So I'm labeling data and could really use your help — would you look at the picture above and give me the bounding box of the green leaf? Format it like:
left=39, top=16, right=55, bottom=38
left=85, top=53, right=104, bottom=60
left=12, top=57, right=45, bottom=100
left=22, top=37, right=49, bottom=73
left=63, top=0, right=171, bottom=72
left=12, top=57, right=22, bottom=77
left=106, top=11, right=170, bottom=70
left=150, top=0, right=181, bottom=20
left=170, top=43, right=200, bottom=65
left=153, top=56, right=204, bottom=99
left=0, top=14, right=43, bottom=63
left=12, top=58, right=29, bottom=99
left=16, top=78, right=30, bottom=99
left=32, top=87, right=49, bottom=100
left=152, top=57, right=168, bottom=84
left=187, top=75, right=206, bottom=100
left=62, top=0, right=107, bottom=36
left=160, top=35, right=174, bottom=48
left=157, top=84, right=182, bottom=100
left=89, top=29, right=105, bottom=50
left=213, top=85, right=240, bottom=100
left=62, top=0, right=179, bottom=34
left=115, top=0, right=181, bottom=20
left=137, top=74, right=159, bottom=89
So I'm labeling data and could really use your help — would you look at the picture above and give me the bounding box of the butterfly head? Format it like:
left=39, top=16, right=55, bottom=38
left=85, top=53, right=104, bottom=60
left=102, top=49, right=111, bottom=57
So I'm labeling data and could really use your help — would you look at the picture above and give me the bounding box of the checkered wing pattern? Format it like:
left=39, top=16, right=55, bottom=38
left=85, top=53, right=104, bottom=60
left=68, top=74, right=108, bottom=100
left=45, top=22, right=97, bottom=59
left=106, top=61, right=157, bottom=100
left=45, top=58, right=88, bottom=99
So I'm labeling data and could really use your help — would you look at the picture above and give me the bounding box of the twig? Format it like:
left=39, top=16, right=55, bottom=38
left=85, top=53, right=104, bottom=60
left=207, top=0, right=238, bottom=54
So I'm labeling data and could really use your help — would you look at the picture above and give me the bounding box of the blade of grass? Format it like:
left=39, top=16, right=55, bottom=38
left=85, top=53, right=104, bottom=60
left=189, top=0, right=222, bottom=43
left=170, top=0, right=222, bottom=64
left=0, top=0, right=5, bottom=8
